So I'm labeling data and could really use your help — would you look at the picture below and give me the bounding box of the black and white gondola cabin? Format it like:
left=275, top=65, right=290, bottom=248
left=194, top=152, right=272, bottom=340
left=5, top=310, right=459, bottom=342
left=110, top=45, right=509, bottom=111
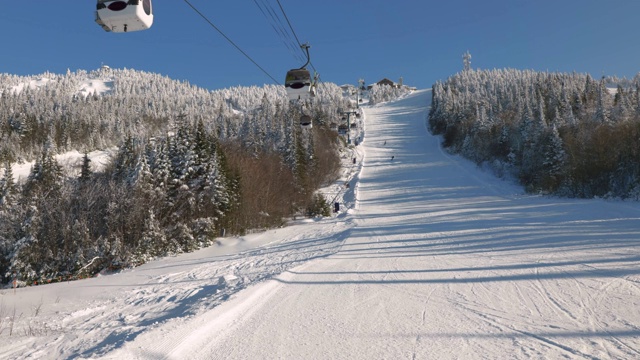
left=96, top=0, right=153, bottom=33
left=300, top=114, right=312, bottom=128
left=285, top=68, right=314, bottom=102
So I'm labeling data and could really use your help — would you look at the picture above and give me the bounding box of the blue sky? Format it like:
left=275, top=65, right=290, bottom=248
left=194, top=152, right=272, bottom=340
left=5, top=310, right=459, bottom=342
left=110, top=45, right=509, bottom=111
left=1, top=1, right=639, bottom=91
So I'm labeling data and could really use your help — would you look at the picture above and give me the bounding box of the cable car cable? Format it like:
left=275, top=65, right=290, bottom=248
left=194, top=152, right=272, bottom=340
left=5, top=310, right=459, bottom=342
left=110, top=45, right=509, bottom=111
left=265, top=1, right=305, bottom=63
left=183, top=0, right=281, bottom=85
left=275, top=0, right=318, bottom=74
left=275, top=0, right=303, bottom=53
left=253, top=0, right=304, bottom=64
left=255, top=0, right=298, bottom=51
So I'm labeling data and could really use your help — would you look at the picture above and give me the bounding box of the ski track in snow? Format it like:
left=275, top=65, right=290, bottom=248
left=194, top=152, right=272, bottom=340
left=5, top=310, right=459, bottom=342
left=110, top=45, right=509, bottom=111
left=2, top=90, right=640, bottom=359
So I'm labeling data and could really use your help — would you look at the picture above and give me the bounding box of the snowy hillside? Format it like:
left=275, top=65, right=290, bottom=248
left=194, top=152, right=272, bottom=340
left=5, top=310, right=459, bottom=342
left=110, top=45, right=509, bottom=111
left=2, top=90, right=640, bottom=359
left=0, top=68, right=353, bottom=164
left=1, top=68, right=400, bottom=288
left=9, top=77, right=53, bottom=95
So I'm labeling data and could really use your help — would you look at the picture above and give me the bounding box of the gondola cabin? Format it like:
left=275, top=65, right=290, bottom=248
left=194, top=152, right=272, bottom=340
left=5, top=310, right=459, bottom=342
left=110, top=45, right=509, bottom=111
left=300, top=114, right=312, bottom=128
left=285, top=68, right=314, bottom=101
left=96, top=0, right=153, bottom=33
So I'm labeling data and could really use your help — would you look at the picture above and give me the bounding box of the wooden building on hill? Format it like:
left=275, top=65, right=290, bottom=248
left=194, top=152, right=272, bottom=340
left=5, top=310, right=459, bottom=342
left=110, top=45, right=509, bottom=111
left=368, top=78, right=398, bottom=89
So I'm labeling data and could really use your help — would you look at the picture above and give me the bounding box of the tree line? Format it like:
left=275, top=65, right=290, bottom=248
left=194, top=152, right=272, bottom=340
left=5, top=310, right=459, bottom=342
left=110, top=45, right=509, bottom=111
left=429, top=68, right=640, bottom=198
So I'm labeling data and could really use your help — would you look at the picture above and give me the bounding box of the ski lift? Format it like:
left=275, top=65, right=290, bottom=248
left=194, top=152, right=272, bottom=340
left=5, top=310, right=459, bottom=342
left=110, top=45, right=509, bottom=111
left=96, top=0, right=154, bottom=33
left=285, top=44, right=315, bottom=101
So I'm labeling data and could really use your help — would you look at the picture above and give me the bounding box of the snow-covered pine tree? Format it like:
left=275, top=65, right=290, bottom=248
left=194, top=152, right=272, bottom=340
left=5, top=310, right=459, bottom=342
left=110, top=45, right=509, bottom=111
left=23, top=139, right=63, bottom=199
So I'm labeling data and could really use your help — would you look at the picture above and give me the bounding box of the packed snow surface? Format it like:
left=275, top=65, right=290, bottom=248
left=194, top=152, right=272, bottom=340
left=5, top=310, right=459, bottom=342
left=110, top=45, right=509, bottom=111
left=2, top=90, right=640, bottom=359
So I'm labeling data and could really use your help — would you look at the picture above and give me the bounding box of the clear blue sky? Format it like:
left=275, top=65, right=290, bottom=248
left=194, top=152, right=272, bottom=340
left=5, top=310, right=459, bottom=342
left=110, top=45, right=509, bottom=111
left=1, top=1, right=639, bottom=91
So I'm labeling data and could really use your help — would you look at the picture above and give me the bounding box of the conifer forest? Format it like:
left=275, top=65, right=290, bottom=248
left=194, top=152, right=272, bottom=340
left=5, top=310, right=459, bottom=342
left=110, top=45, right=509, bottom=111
left=0, top=67, right=408, bottom=285
left=430, top=69, right=640, bottom=199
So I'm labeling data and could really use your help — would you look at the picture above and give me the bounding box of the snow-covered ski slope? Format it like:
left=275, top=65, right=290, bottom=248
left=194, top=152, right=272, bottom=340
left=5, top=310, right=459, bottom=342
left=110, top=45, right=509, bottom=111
left=2, top=90, right=640, bottom=359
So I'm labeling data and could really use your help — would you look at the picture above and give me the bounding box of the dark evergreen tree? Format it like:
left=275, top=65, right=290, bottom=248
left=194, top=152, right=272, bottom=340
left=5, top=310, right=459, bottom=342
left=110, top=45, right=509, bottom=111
left=0, top=162, right=18, bottom=207
left=79, top=151, right=92, bottom=183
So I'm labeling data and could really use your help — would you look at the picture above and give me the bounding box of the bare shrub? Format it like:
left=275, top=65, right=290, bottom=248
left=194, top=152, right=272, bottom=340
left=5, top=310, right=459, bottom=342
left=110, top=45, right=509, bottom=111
left=222, top=143, right=298, bottom=231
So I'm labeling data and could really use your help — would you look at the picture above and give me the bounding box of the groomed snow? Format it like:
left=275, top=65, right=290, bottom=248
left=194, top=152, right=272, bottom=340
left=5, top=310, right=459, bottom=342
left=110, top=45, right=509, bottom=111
left=1, top=90, right=640, bottom=359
